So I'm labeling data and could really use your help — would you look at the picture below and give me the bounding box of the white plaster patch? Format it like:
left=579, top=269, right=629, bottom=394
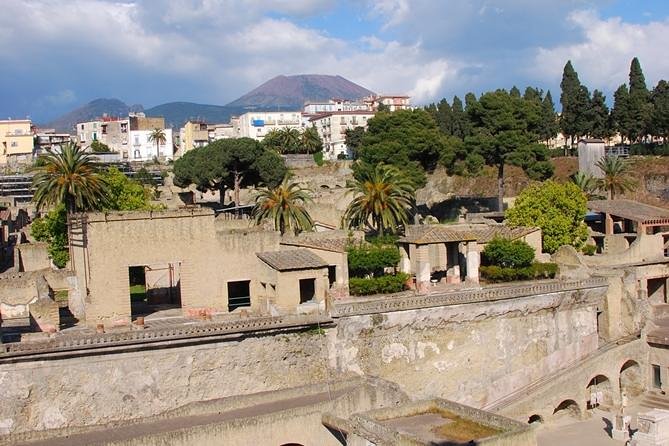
left=416, top=341, right=440, bottom=359
left=447, top=340, right=455, bottom=351
left=382, top=343, right=409, bottom=363
left=433, top=361, right=449, bottom=372
left=0, top=418, right=14, bottom=435
left=42, top=406, right=67, bottom=430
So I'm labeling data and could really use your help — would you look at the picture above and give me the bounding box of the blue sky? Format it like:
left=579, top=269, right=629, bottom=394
left=2, top=0, right=669, bottom=124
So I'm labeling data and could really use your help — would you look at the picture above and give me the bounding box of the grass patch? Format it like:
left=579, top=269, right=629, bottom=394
left=130, top=284, right=147, bottom=302
left=429, top=409, right=502, bottom=442
left=54, top=289, right=69, bottom=303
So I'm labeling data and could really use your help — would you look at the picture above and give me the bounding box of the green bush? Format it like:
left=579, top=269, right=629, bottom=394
left=480, top=262, right=558, bottom=283
left=348, top=244, right=401, bottom=277
left=313, top=151, right=324, bottom=166
left=482, top=237, right=535, bottom=268
left=349, top=273, right=409, bottom=295
left=581, top=244, right=597, bottom=256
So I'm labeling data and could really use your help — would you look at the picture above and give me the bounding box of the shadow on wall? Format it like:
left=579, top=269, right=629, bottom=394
left=417, top=196, right=499, bottom=222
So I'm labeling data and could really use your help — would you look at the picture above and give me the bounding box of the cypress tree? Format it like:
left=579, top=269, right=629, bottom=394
left=510, top=86, right=521, bottom=98
left=452, top=95, right=470, bottom=139
left=560, top=61, right=582, bottom=148
left=589, top=90, right=611, bottom=139
left=627, top=57, right=652, bottom=142
left=538, top=90, right=559, bottom=144
left=436, top=98, right=452, bottom=135
left=651, top=80, right=669, bottom=142
left=612, top=84, right=631, bottom=142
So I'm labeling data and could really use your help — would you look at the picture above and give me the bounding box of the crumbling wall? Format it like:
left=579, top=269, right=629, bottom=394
left=16, top=243, right=51, bottom=272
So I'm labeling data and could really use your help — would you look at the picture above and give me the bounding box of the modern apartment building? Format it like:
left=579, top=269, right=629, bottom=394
left=236, top=111, right=303, bottom=141
left=0, top=119, right=33, bottom=165
left=32, top=128, right=72, bottom=156
left=303, top=99, right=369, bottom=114
left=309, top=111, right=376, bottom=160
left=363, top=95, right=412, bottom=112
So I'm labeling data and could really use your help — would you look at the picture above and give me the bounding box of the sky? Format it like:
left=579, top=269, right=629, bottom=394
left=2, top=0, right=669, bottom=123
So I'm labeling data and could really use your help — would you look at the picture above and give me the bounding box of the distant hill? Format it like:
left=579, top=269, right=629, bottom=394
left=45, top=74, right=375, bottom=132
left=46, top=98, right=142, bottom=133
left=144, top=102, right=242, bottom=129
left=226, top=74, right=375, bottom=109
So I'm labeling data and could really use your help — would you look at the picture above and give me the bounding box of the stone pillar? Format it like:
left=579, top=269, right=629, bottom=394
left=399, top=244, right=411, bottom=274
left=605, top=213, right=614, bottom=235
left=466, top=242, right=480, bottom=284
left=415, top=244, right=431, bottom=293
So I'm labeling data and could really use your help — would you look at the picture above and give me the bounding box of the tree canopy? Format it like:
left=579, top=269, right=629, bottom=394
left=173, top=138, right=287, bottom=205
left=505, top=180, right=588, bottom=254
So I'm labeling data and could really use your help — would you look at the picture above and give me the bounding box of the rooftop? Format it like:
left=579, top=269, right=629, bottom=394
left=281, top=235, right=350, bottom=253
left=588, top=199, right=669, bottom=225
left=256, top=249, right=328, bottom=271
left=399, top=223, right=538, bottom=245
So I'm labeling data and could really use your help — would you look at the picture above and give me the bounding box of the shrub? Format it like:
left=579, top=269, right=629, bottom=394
left=348, top=244, right=401, bottom=277
left=313, top=151, right=324, bottom=166
left=480, top=262, right=558, bottom=283
left=581, top=244, right=597, bottom=256
left=482, top=237, right=535, bottom=268
left=337, top=152, right=348, bottom=160
left=349, top=273, right=409, bottom=295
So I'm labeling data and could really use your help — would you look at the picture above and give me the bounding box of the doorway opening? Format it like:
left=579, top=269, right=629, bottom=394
left=129, top=262, right=182, bottom=320
left=299, top=278, right=316, bottom=303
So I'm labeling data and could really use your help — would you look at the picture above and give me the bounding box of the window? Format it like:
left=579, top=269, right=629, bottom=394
left=653, top=364, right=662, bottom=389
left=134, top=150, right=140, bottom=159
left=328, top=266, right=337, bottom=286
left=227, top=280, right=251, bottom=311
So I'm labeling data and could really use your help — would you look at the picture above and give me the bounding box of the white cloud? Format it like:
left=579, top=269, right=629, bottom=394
left=534, top=9, right=669, bottom=91
left=369, top=0, right=410, bottom=30
left=45, top=90, right=77, bottom=106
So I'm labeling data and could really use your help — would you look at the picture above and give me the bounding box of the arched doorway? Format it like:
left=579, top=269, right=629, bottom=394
left=528, top=414, right=544, bottom=424
left=553, top=399, right=581, bottom=419
left=620, top=360, right=643, bottom=398
left=586, top=374, right=613, bottom=408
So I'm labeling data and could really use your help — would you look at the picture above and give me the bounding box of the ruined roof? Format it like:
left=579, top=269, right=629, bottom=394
left=588, top=199, right=669, bottom=225
left=399, top=224, right=538, bottom=245
left=280, top=237, right=350, bottom=253
left=256, top=249, right=328, bottom=271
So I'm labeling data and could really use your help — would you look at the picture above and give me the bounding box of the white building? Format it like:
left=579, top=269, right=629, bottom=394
left=303, top=99, right=369, bottom=114
left=128, top=128, right=173, bottom=162
left=363, top=95, right=412, bottom=112
left=310, top=111, right=376, bottom=160
left=236, top=111, right=303, bottom=140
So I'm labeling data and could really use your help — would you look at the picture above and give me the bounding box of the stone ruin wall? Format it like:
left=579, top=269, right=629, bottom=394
left=0, top=285, right=607, bottom=436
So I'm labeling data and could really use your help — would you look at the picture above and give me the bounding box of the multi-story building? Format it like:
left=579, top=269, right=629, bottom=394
left=0, top=119, right=33, bottom=165
left=32, top=127, right=73, bottom=156
left=208, top=123, right=236, bottom=141
left=363, top=95, right=412, bottom=112
left=303, top=98, right=369, bottom=115
left=310, top=111, right=376, bottom=160
left=178, top=121, right=209, bottom=157
left=236, top=111, right=303, bottom=141
left=128, top=128, right=174, bottom=161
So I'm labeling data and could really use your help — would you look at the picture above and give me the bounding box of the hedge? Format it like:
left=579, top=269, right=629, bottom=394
left=480, top=262, right=558, bottom=283
left=349, top=273, right=410, bottom=296
left=482, top=237, right=535, bottom=268
left=348, top=244, right=401, bottom=277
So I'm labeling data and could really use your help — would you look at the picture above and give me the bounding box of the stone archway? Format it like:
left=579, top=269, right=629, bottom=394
left=587, top=374, right=613, bottom=408
left=620, top=360, right=644, bottom=398
left=553, top=399, right=581, bottom=420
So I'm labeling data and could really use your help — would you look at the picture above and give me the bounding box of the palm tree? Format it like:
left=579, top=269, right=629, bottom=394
left=32, top=142, right=108, bottom=213
left=147, top=128, right=167, bottom=159
left=276, top=128, right=301, bottom=154
left=343, top=163, right=415, bottom=236
left=595, top=156, right=636, bottom=199
left=570, top=172, right=601, bottom=200
left=252, top=176, right=314, bottom=235
left=301, top=126, right=322, bottom=154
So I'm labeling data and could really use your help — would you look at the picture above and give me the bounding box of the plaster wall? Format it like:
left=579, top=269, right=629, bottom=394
left=329, top=289, right=603, bottom=409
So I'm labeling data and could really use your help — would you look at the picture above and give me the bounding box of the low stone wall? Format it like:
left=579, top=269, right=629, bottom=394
left=17, top=243, right=51, bottom=272
left=0, top=326, right=333, bottom=435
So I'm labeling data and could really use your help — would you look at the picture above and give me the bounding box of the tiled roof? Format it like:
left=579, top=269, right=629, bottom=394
left=588, top=199, right=669, bottom=224
left=257, top=249, right=328, bottom=271
left=281, top=237, right=349, bottom=253
left=399, top=224, right=538, bottom=244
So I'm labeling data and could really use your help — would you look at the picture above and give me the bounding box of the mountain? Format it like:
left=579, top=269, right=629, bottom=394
left=225, top=74, right=375, bottom=109
left=144, top=102, right=242, bottom=129
left=46, top=98, right=142, bottom=133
